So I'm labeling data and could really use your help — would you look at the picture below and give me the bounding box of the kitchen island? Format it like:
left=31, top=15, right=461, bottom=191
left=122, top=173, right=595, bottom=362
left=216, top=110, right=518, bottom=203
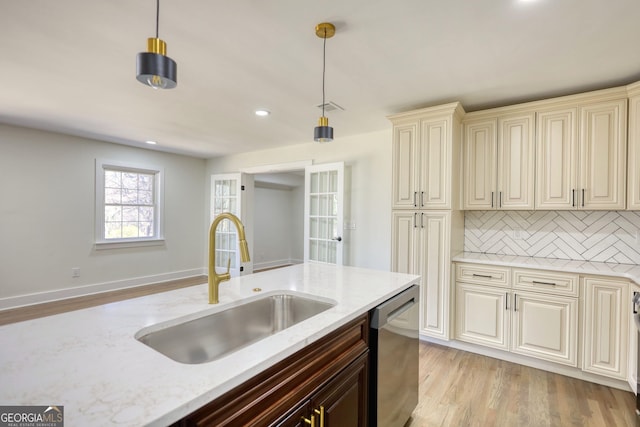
left=0, top=263, right=419, bottom=426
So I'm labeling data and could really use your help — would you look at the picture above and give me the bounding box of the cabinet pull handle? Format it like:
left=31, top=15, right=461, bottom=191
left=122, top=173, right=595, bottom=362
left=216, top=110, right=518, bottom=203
left=421, top=191, right=425, bottom=207
left=302, top=414, right=316, bottom=427
left=572, top=189, right=576, bottom=207
left=472, top=273, right=493, bottom=279
left=499, top=191, right=502, bottom=208
left=514, top=294, right=518, bottom=312
left=505, top=292, right=509, bottom=310
left=314, top=407, right=325, bottom=427
left=413, top=192, right=417, bottom=207
left=532, top=280, right=557, bottom=286
left=491, top=191, right=494, bottom=208
left=414, top=212, right=417, bottom=228
left=634, top=292, right=639, bottom=315
left=582, top=189, right=585, bottom=207
left=421, top=212, right=425, bottom=229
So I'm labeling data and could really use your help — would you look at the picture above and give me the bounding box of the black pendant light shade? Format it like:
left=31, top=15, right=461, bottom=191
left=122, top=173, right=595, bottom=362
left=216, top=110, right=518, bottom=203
left=314, top=116, right=333, bottom=143
left=136, top=51, right=177, bottom=89
left=136, top=0, right=177, bottom=89
left=314, top=23, right=335, bottom=143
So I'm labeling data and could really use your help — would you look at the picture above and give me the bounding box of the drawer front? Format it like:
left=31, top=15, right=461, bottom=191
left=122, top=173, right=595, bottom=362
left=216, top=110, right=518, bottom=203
left=455, top=263, right=510, bottom=288
left=512, top=268, right=579, bottom=297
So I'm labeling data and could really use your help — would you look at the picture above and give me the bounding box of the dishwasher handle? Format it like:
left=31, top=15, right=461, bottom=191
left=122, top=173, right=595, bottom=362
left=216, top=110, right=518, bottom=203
left=370, top=285, right=419, bottom=329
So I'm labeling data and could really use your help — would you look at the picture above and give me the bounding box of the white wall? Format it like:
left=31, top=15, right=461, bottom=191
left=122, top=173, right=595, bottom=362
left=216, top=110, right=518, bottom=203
left=253, top=186, right=303, bottom=269
left=0, top=124, right=207, bottom=306
left=206, top=129, right=393, bottom=270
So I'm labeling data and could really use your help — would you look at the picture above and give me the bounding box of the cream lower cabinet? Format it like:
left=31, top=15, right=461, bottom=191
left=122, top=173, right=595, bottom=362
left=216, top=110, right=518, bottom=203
left=582, top=276, right=629, bottom=380
left=629, top=283, right=639, bottom=392
left=392, top=211, right=450, bottom=339
left=455, top=264, right=579, bottom=367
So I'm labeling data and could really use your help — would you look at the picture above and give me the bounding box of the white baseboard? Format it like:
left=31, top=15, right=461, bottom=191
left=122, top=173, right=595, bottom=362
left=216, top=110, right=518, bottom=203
left=0, top=268, right=207, bottom=311
left=420, top=334, right=632, bottom=392
left=254, top=259, right=302, bottom=271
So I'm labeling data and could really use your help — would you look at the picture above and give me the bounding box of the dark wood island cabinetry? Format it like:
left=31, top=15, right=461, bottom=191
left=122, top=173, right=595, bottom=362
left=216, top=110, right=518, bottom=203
left=173, top=314, right=369, bottom=427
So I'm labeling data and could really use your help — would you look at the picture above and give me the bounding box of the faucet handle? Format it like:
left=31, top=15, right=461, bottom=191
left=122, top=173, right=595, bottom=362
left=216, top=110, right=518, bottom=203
left=226, top=257, right=231, bottom=274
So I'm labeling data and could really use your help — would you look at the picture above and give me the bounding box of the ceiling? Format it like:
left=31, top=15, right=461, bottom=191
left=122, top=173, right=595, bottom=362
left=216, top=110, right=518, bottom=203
left=2, top=0, right=640, bottom=159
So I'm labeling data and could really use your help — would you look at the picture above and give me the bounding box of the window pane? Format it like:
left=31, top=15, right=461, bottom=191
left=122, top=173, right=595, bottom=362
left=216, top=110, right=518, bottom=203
left=101, top=166, right=158, bottom=240
left=122, top=173, right=138, bottom=189
left=105, top=188, right=121, bottom=204
left=122, top=188, right=137, bottom=204
left=122, top=222, right=139, bottom=238
left=105, top=222, right=122, bottom=239
left=105, top=206, right=122, bottom=221
left=105, top=171, right=121, bottom=188
left=138, top=174, right=153, bottom=191
left=138, top=190, right=153, bottom=205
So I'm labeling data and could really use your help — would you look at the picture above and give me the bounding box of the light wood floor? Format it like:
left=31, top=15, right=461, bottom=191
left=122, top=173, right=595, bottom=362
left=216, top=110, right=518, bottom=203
left=410, top=341, right=636, bottom=427
left=0, top=275, right=207, bottom=326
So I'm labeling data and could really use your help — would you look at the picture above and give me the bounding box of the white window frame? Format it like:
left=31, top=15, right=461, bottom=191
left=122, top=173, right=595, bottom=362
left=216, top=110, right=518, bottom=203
left=95, top=159, right=164, bottom=249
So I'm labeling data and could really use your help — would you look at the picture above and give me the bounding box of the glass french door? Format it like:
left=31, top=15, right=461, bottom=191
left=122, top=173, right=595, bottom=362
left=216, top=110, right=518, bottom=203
left=304, top=162, right=344, bottom=265
left=210, top=173, right=253, bottom=276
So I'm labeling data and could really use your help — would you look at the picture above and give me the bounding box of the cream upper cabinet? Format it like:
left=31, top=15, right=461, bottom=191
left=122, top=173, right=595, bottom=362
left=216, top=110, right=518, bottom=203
left=627, top=83, right=640, bottom=210
left=497, top=114, right=536, bottom=209
left=391, top=122, right=419, bottom=209
left=463, top=113, right=535, bottom=210
left=579, top=100, right=627, bottom=209
left=582, top=276, right=629, bottom=380
left=463, top=119, right=496, bottom=209
left=391, top=106, right=461, bottom=210
left=536, top=98, right=627, bottom=210
left=535, top=108, right=579, bottom=209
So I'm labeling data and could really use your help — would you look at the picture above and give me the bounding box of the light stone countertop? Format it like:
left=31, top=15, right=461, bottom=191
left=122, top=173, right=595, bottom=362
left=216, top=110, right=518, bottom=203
left=453, top=252, right=640, bottom=285
left=0, top=263, right=420, bottom=426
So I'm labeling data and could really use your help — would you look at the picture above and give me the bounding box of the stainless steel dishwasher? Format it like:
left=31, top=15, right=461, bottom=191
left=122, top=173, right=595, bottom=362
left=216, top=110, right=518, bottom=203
left=369, top=284, right=419, bottom=427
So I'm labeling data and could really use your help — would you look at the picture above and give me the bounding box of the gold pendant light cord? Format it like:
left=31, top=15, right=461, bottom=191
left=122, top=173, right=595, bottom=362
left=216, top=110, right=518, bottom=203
left=322, top=27, right=327, bottom=118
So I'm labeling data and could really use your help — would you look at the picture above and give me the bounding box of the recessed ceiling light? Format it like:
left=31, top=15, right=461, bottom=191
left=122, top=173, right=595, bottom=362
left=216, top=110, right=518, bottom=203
left=145, top=140, right=157, bottom=145
left=255, top=109, right=270, bottom=117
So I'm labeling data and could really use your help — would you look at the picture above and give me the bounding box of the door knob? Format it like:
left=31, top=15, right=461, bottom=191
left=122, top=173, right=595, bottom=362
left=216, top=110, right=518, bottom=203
left=332, top=236, right=342, bottom=242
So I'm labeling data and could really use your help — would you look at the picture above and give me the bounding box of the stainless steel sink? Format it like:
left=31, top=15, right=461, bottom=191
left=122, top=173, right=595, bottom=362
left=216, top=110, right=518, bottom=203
left=135, top=293, right=335, bottom=364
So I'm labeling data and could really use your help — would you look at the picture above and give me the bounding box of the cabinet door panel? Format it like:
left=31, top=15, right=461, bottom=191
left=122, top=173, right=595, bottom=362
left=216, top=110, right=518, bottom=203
left=511, top=292, right=578, bottom=366
left=391, top=212, right=418, bottom=275
left=455, top=283, right=509, bottom=350
left=535, top=108, right=578, bottom=209
left=497, top=114, right=535, bottom=209
left=583, top=277, right=628, bottom=379
left=312, top=353, right=368, bottom=427
left=628, top=94, right=640, bottom=209
left=579, top=99, right=627, bottom=210
left=463, top=119, right=497, bottom=209
left=420, top=118, right=450, bottom=209
left=392, top=123, right=419, bottom=209
left=420, top=213, right=450, bottom=339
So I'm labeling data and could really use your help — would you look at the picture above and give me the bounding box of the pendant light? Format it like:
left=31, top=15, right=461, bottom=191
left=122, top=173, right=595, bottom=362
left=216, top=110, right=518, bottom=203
left=136, top=0, right=177, bottom=89
left=314, top=22, right=335, bottom=143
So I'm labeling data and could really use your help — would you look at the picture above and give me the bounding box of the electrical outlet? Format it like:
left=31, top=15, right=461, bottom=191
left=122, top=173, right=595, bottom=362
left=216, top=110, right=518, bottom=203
left=72, top=267, right=80, bottom=278
left=513, top=228, right=521, bottom=240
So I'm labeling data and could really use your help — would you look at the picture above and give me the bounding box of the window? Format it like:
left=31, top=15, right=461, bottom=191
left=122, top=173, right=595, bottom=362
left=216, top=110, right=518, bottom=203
left=95, top=160, right=163, bottom=248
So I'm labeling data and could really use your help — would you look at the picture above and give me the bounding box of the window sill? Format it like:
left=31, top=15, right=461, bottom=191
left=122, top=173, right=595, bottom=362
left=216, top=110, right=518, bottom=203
left=94, top=238, right=166, bottom=250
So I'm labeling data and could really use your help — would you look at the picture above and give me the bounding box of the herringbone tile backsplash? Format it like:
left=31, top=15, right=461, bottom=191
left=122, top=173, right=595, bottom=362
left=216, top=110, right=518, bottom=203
left=464, top=211, right=640, bottom=264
